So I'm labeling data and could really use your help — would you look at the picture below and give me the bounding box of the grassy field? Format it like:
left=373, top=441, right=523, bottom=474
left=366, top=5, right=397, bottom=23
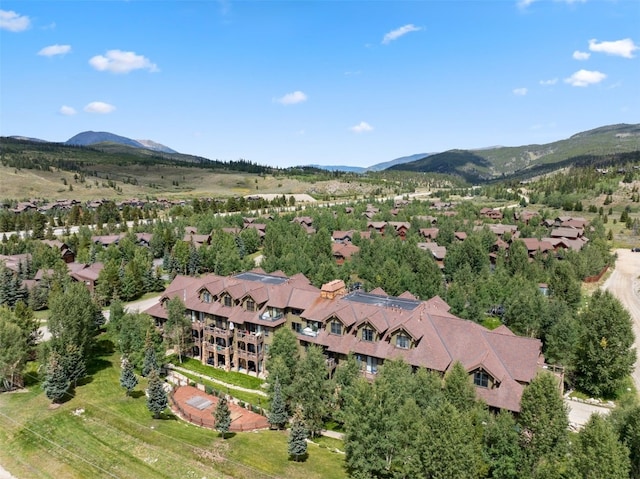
left=0, top=338, right=347, bottom=479
left=167, top=356, right=265, bottom=390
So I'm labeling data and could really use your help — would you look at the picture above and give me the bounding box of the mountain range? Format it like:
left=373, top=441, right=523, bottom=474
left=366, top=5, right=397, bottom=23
left=7, top=123, right=640, bottom=181
left=65, top=131, right=178, bottom=154
left=388, top=123, right=640, bottom=182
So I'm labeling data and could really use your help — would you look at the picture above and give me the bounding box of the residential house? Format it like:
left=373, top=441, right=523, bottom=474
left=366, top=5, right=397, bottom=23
left=41, top=239, right=75, bottom=263
left=67, top=262, right=104, bottom=293
left=332, top=242, right=360, bottom=265
left=417, top=242, right=446, bottom=269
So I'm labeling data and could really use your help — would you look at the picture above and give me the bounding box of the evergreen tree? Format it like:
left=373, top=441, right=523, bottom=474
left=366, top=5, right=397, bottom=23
left=142, top=329, right=159, bottom=377
left=120, top=356, right=138, bottom=397
left=268, top=377, right=288, bottom=430
left=572, top=414, right=630, bottom=479
left=575, top=290, right=636, bottom=398
left=43, top=352, right=70, bottom=404
left=288, top=407, right=308, bottom=462
left=214, top=395, right=232, bottom=439
left=61, top=343, right=86, bottom=388
left=146, top=369, right=168, bottom=419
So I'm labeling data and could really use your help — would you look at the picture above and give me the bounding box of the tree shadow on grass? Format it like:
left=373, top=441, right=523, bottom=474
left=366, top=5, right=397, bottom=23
left=86, top=358, right=112, bottom=376
left=93, top=337, right=115, bottom=356
left=129, top=390, right=145, bottom=399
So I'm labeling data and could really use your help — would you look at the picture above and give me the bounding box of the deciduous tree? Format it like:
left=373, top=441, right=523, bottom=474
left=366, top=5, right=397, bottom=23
left=575, top=290, right=636, bottom=398
left=572, top=414, right=630, bottom=479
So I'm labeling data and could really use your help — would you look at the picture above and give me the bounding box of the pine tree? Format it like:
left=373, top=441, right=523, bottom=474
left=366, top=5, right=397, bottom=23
left=43, top=352, right=70, bottom=404
left=146, top=369, right=168, bottom=419
left=62, top=343, right=86, bottom=388
left=142, top=329, right=159, bottom=377
left=214, top=395, right=232, bottom=439
left=120, top=357, right=138, bottom=397
left=288, top=407, right=308, bottom=462
left=268, top=377, right=288, bottom=430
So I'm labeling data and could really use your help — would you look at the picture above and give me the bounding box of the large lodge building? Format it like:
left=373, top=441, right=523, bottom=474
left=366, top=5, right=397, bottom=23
left=145, top=269, right=550, bottom=413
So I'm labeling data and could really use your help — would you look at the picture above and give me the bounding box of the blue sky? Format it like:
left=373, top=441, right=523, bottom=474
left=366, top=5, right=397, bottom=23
left=1, top=1, right=638, bottom=168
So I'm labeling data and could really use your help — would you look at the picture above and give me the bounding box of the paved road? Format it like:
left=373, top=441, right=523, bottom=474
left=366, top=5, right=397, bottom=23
left=603, top=249, right=640, bottom=390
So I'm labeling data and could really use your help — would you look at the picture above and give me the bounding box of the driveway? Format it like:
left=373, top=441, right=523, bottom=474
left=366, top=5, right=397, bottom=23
left=602, top=249, right=640, bottom=390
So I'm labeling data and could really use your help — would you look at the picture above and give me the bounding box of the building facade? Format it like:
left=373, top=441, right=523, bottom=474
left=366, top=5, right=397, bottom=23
left=145, top=269, right=549, bottom=412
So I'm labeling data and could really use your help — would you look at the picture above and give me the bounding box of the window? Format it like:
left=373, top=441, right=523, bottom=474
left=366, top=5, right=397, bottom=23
left=223, top=295, right=232, bottom=307
left=473, top=370, right=489, bottom=388
left=330, top=321, right=342, bottom=335
left=396, top=333, right=409, bottom=349
left=291, top=322, right=302, bottom=333
left=202, top=291, right=212, bottom=303
left=362, top=327, right=374, bottom=342
left=246, top=298, right=256, bottom=312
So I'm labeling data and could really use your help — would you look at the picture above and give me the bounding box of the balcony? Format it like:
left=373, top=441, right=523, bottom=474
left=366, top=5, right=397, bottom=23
left=204, top=326, right=234, bottom=338
left=236, top=348, right=260, bottom=360
left=203, top=342, right=232, bottom=354
left=191, top=322, right=204, bottom=332
left=236, top=330, right=264, bottom=344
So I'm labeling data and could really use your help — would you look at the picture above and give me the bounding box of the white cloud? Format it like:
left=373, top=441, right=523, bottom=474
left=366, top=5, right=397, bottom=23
left=350, top=121, right=373, bottom=133
left=517, top=0, right=537, bottom=8
left=589, top=38, right=638, bottom=59
left=513, top=87, right=528, bottom=96
left=0, top=10, right=30, bottom=32
left=84, top=101, right=116, bottom=114
left=572, top=50, right=590, bottom=61
left=275, top=91, right=308, bottom=105
left=539, top=78, right=558, bottom=86
left=59, top=105, right=77, bottom=116
left=382, top=24, right=421, bottom=44
left=519, top=0, right=585, bottom=9
left=564, top=69, right=607, bottom=87
left=89, top=50, right=158, bottom=74
left=38, top=44, right=71, bottom=57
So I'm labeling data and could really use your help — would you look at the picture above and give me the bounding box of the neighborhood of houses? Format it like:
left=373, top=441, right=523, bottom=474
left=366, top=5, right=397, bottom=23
left=0, top=198, right=592, bottom=413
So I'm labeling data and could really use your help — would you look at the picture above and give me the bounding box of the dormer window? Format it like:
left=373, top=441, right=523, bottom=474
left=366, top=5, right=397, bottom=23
left=223, top=295, right=232, bottom=307
left=473, top=370, right=489, bottom=388
left=202, top=291, right=212, bottom=303
left=246, top=298, right=256, bottom=312
left=362, top=327, right=374, bottom=342
left=330, top=320, right=342, bottom=335
left=396, top=333, right=410, bottom=349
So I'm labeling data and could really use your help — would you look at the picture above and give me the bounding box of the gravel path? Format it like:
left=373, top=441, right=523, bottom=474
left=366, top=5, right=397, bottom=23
left=602, top=249, right=640, bottom=390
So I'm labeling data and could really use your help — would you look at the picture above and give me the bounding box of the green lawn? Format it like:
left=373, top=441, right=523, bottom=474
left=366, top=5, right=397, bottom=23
left=166, top=356, right=265, bottom=390
left=177, top=370, right=269, bottom=410
left=0, top=338, right=347, bottom=479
